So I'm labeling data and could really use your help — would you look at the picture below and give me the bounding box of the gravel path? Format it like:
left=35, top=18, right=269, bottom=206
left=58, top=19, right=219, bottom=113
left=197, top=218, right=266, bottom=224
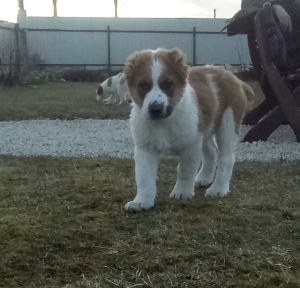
left=0, top=119, right=299, bottom=161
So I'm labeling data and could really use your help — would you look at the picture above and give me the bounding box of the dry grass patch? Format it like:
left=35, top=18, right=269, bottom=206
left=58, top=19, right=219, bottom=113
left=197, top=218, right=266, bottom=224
left=0, top=155, right=300, bottom=287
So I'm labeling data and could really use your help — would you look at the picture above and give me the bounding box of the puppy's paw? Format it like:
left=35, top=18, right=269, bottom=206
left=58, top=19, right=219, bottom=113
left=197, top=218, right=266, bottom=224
left=96, top=95, right=101, bottom=101
left=205, top=185, right=229, bottom=197
left=124, top=200, right=153, bottom=212
left=170, top=188, right=194, bottom=200
left=195, top=178, right=214, bottom=188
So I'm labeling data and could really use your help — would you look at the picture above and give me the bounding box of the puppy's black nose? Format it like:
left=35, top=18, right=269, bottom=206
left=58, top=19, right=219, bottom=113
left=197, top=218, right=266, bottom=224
left=148, top=102, right=164, bottom=119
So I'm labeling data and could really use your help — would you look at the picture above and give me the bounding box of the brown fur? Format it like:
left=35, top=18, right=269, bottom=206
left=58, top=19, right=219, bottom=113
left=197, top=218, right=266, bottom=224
left=123, top=50, right=153, bottom=107
left=124, top=48, right=253, bottom=134
left=188, top=67, right=217, bottom=132
left=189, top=66, right=253, bottom=133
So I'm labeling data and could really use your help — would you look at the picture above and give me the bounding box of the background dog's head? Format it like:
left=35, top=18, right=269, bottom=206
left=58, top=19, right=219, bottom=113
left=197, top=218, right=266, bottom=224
left=95, top=85, right=103, bottom=101
left=124, top=48, right=189, bottom=120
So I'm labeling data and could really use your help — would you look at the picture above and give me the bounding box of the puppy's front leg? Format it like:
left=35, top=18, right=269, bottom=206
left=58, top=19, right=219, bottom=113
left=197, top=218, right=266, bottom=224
left=125, top=147, right=159, bottom=211
left=170, top=144, right=201, bottom=200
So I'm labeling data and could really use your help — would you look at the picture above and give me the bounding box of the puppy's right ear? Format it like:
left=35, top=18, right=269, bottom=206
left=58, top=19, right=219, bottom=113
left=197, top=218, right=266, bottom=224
left=123, top=52, right=138, bottom=83
left=167, top=49, right=187, bottom=66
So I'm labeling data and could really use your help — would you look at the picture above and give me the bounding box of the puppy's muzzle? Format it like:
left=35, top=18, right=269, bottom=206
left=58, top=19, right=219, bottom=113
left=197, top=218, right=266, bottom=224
left=148, top=102, right=164, bottom=119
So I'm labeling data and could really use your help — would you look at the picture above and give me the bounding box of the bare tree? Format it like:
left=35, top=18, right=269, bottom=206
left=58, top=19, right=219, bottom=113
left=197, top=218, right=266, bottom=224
left=0, top=39, right=19, bottom=86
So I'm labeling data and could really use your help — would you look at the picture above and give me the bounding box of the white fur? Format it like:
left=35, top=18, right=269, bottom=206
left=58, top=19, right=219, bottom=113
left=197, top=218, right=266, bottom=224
left=140, top=56, right=169, bottom=118
left=126, top=83, right=202, bottom=211
left=96, top=73, right=131, bottom=104
left=205, top=108, right=239, bottom=197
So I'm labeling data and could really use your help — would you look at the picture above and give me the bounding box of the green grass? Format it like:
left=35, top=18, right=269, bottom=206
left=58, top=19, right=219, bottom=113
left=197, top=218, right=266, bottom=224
left=0, top=82, right=131, bottom=121
left=0, top=155, right=300, bottom=287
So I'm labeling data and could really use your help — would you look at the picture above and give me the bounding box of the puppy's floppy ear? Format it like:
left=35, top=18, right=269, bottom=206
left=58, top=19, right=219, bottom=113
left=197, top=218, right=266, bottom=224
left=167, top=49, right=187, bottom=66
left=123, top=50, right=152, bottom=84
left=123, top=52, right=137, bottom=83
left=167, top=49, right=189, bottom=82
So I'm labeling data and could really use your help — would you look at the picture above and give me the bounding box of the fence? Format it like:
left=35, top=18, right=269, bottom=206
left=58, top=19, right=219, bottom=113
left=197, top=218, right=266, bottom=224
left=1, top=15, right=251, bottom=73
left=0, top=22, right=19, bottom=71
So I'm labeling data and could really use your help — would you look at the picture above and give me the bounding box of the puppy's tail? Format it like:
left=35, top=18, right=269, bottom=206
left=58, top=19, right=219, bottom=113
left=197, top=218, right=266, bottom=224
left=242, top=82, right=254, bottom=112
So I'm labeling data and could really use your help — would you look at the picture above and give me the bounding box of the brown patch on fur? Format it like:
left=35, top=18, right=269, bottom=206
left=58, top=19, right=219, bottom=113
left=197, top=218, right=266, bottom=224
left=96, top=85, right=103, bottom=96
left=242, top=82, right=254, bottom=112
left=107, top=77, right=112, bottom=87
left=190, top=65, right=252, bottom=134
left=123, top=50, right=153, bottom=107
left=188, top=67, right=218, bottom=132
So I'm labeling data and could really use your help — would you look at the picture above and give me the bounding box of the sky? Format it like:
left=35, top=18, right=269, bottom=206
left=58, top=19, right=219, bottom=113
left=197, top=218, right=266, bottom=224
left=0, top=0, right=241, bottom=23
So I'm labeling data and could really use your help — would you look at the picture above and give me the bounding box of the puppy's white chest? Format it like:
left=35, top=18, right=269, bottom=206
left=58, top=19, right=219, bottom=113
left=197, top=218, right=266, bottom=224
left=130, top=94, right=200, bottom=153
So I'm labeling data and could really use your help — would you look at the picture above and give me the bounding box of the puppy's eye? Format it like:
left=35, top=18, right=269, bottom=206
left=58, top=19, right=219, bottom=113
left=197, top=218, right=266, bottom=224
left=138, top=81, right=151, bottom=91
left=161, top=80, right=173, bottom=91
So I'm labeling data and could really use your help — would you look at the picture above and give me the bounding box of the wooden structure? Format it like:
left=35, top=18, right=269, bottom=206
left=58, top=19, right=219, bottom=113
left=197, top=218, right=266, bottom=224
left=242, top=3, right=300, bottom=142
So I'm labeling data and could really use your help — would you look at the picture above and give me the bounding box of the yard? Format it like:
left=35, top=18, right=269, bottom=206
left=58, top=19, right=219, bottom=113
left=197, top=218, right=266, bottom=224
left=0, top=80, right=300, bottom=287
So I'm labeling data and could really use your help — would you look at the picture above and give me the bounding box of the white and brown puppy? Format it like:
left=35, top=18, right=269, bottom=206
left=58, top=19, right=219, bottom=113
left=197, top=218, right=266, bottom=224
left=123, top=48, right=253, bottom=211
left=96, top=73, right=130, bottom=104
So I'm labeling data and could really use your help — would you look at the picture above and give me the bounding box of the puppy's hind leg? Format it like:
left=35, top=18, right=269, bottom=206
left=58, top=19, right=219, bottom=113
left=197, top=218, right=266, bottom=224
left=205, top=108, right=239, bottom=197
left=170, top=143, right=201, bottom=200
left=195, top=135, right=217, bottom=187
left=103, top=94, right=116, bottom=104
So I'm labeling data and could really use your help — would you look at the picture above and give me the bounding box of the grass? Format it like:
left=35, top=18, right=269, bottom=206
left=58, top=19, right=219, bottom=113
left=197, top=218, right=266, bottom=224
left=0, top=155, right=300, bottom=287
left=0, top=79, right=262, bottom=121
left=1, top=79, right=299, bottom=287
left=0, top=82, right=131, bottom=121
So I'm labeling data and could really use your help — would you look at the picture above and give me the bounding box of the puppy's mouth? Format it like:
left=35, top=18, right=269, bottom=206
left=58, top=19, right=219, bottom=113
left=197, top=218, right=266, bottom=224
left=148, top=102, right=173, bottom=120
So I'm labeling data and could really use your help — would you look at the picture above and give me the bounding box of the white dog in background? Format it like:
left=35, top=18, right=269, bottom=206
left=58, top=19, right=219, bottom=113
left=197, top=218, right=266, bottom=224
left=96, top=73, right=131, bottom=104
left=123, top=48, right=254, bottom=212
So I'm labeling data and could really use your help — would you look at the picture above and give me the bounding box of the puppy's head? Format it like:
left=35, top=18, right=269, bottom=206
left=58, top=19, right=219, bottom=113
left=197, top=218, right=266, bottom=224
left=124, top=48, right=188, bottom=120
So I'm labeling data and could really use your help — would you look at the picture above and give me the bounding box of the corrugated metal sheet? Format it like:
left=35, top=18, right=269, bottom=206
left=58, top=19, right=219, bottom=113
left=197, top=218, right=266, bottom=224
left=0, top=22, right=17, bottom=65
left=22, top=17, right=251, bottom=67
